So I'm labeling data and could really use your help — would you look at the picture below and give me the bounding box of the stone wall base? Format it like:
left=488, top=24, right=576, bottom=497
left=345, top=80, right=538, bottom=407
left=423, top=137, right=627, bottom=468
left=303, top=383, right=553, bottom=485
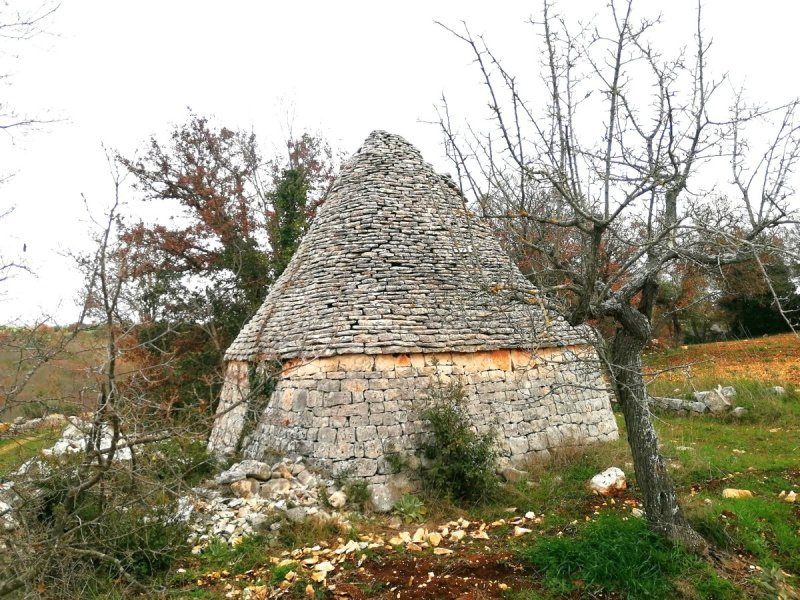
left=209, top=347, right=618, bottom=482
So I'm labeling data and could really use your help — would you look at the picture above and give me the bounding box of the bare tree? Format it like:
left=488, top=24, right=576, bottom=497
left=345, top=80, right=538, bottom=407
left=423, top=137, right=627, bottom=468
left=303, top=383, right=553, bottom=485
left=437, top=0, right=799, bottom=550
left=0, top=1, right=58, bottom=135
left=0, top=161, right=208, bottom=598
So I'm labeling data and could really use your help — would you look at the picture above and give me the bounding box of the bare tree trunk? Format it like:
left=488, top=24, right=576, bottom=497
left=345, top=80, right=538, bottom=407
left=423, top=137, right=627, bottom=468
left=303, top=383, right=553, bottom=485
left=610, top=326, right=707, bottom=552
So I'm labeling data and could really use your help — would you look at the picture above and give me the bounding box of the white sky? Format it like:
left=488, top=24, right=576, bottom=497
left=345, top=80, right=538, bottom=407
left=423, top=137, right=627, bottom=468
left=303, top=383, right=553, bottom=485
left=1, top=0, right=798, bottom=323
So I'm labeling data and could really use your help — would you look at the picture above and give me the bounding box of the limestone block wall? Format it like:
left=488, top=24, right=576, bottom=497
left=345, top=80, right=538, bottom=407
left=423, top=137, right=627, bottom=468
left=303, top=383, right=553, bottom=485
left=207, top=361, right=251, bottom=454
left=211, top=347, right=618, bottom=483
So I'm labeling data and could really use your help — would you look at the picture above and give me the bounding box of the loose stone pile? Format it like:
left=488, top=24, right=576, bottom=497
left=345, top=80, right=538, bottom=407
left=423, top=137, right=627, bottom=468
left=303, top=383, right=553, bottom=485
left=179, top=458, right=349, bottom=551
left=0, top=413, right=68, bottom=436
left=649, top=385, right=744, bottom=415
left=0, top=418, right=348, bottom=549
left=40, top=416, right=133, bottom=460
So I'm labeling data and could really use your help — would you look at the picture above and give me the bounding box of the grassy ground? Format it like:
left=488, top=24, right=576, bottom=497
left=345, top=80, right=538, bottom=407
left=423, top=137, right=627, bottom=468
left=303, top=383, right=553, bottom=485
left=170, top=334, right=800, bottom=599
left=0, top=432, right=59, bottom=475
left=3, top=333, right=799, bottom=598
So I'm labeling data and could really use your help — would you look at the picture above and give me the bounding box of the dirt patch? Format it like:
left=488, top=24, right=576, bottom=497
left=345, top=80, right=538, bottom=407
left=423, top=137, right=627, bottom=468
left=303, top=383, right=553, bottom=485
left=334, top=551, right=534, bottom=599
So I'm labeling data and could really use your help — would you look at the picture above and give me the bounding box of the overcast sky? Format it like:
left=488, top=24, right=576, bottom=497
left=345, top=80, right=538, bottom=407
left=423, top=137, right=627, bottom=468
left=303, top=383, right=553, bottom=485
left=1, top=0, right=798, bottom=323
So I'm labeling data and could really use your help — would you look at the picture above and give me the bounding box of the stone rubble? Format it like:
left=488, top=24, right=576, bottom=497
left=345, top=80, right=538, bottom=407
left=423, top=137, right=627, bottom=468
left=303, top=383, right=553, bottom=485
left=649, top=384, right=742, bottom=415
left=0, top=413, right=68, bottom=436
left=178, top=459, right=350, bottom=552
left=39, top=416, right=132, bottom=460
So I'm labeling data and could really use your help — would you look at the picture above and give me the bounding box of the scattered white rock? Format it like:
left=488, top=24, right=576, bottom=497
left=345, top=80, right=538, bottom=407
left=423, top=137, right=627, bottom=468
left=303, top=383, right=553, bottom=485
left=770, top=386, right=786, bottom=396
left=722, top=488, right=753, bottom=499
left=215, top=459, right=272, bottom=484
left=589, top=467, right=627, bottom=496
left=327, top=490, right=347, bottom=509
left=779, top=490, right=796, bottom=503
left=631, top=507, right=644, bottom=518
left=38, top=418, right=132, bottom=460
left=695, top=387, right=732, bottom=414
left=177, top=457, right=351, bottom=549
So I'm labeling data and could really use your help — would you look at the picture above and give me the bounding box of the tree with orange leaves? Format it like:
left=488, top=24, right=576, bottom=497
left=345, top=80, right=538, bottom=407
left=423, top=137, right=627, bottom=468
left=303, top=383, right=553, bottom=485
left=116, top=113, right=337, bottom=412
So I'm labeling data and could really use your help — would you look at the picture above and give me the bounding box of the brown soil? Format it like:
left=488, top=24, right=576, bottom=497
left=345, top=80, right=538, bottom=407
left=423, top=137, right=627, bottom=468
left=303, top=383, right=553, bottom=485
left=333, top=551, right=535, bottom=599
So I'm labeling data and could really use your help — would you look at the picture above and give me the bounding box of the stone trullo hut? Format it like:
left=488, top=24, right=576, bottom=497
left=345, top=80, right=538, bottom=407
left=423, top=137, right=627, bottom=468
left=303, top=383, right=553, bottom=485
left=208, top=130, right=618, bottom=489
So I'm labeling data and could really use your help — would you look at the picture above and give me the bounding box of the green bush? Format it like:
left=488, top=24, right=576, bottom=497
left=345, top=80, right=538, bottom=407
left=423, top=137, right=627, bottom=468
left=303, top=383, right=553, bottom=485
left=417, top=382, right=499, bottom=503
left=13, top=446, right=192, bottom=597
left=148, top=438, right=216, bottom=488
left=344, top=479, right=370, bottom=510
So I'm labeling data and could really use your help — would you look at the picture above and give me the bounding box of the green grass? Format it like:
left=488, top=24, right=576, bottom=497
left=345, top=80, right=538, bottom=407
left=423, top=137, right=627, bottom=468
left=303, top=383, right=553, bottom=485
left=470, top=435, right=633, bottom=526
left=190, top=536, right=272, bottom=577
left=0, top=431, right=58, bottom=475
left=691, top=496, right=800, bottom=573
left=518, top=513, right=741, bottom=599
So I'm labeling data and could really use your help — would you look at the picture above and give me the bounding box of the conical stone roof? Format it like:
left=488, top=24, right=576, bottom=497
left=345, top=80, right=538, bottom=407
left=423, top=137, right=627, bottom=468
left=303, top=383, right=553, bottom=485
left=226, top=131, right=586, bottom=362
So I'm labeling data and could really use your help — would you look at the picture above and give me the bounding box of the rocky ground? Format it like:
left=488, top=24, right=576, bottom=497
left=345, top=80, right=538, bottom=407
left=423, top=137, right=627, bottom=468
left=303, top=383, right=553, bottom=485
left=180, top=458, right=351, bottom=553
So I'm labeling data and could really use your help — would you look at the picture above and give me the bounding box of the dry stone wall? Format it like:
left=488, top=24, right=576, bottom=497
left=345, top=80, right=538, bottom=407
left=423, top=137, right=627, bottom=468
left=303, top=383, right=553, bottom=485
left=207, top=361, right=251, bottom=454
left=222, top=347, right=617, bottom=483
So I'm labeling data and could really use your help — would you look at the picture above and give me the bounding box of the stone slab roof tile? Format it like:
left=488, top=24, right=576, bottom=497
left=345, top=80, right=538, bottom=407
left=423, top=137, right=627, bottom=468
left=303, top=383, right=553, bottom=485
left=226, top=130, right=587, bottom=362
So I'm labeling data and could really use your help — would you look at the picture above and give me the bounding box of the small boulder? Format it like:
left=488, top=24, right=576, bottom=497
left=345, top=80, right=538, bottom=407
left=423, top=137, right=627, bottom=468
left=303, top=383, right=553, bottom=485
left=260, top=478, right=291, bottom=498
left=230, top=478, right=259, bottom=499
left=368, top=473, right=415, bottom=513
left=731, top=407, right=747, bottom=417
left=696, top=388, right=731, bottom=413
left=327, top=490, right=347, bottom=509
left=500, top=466, right=528, bottom=483
left=216, top=460, right=272, bottom=484
left=722, top=488, right=753, bottom=499
left=285, top=507, right=307, bottom=523
left=275, top=463, right=294, bottom=480
left=246, top=513, right=269, bottom=529
left=368, top=484, right=394, bottom=513
left=589, top=467, right=626, bottom=496
left=296, top=470, right=316, bottom=487
left=770, top=386, right=786, bottom=396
